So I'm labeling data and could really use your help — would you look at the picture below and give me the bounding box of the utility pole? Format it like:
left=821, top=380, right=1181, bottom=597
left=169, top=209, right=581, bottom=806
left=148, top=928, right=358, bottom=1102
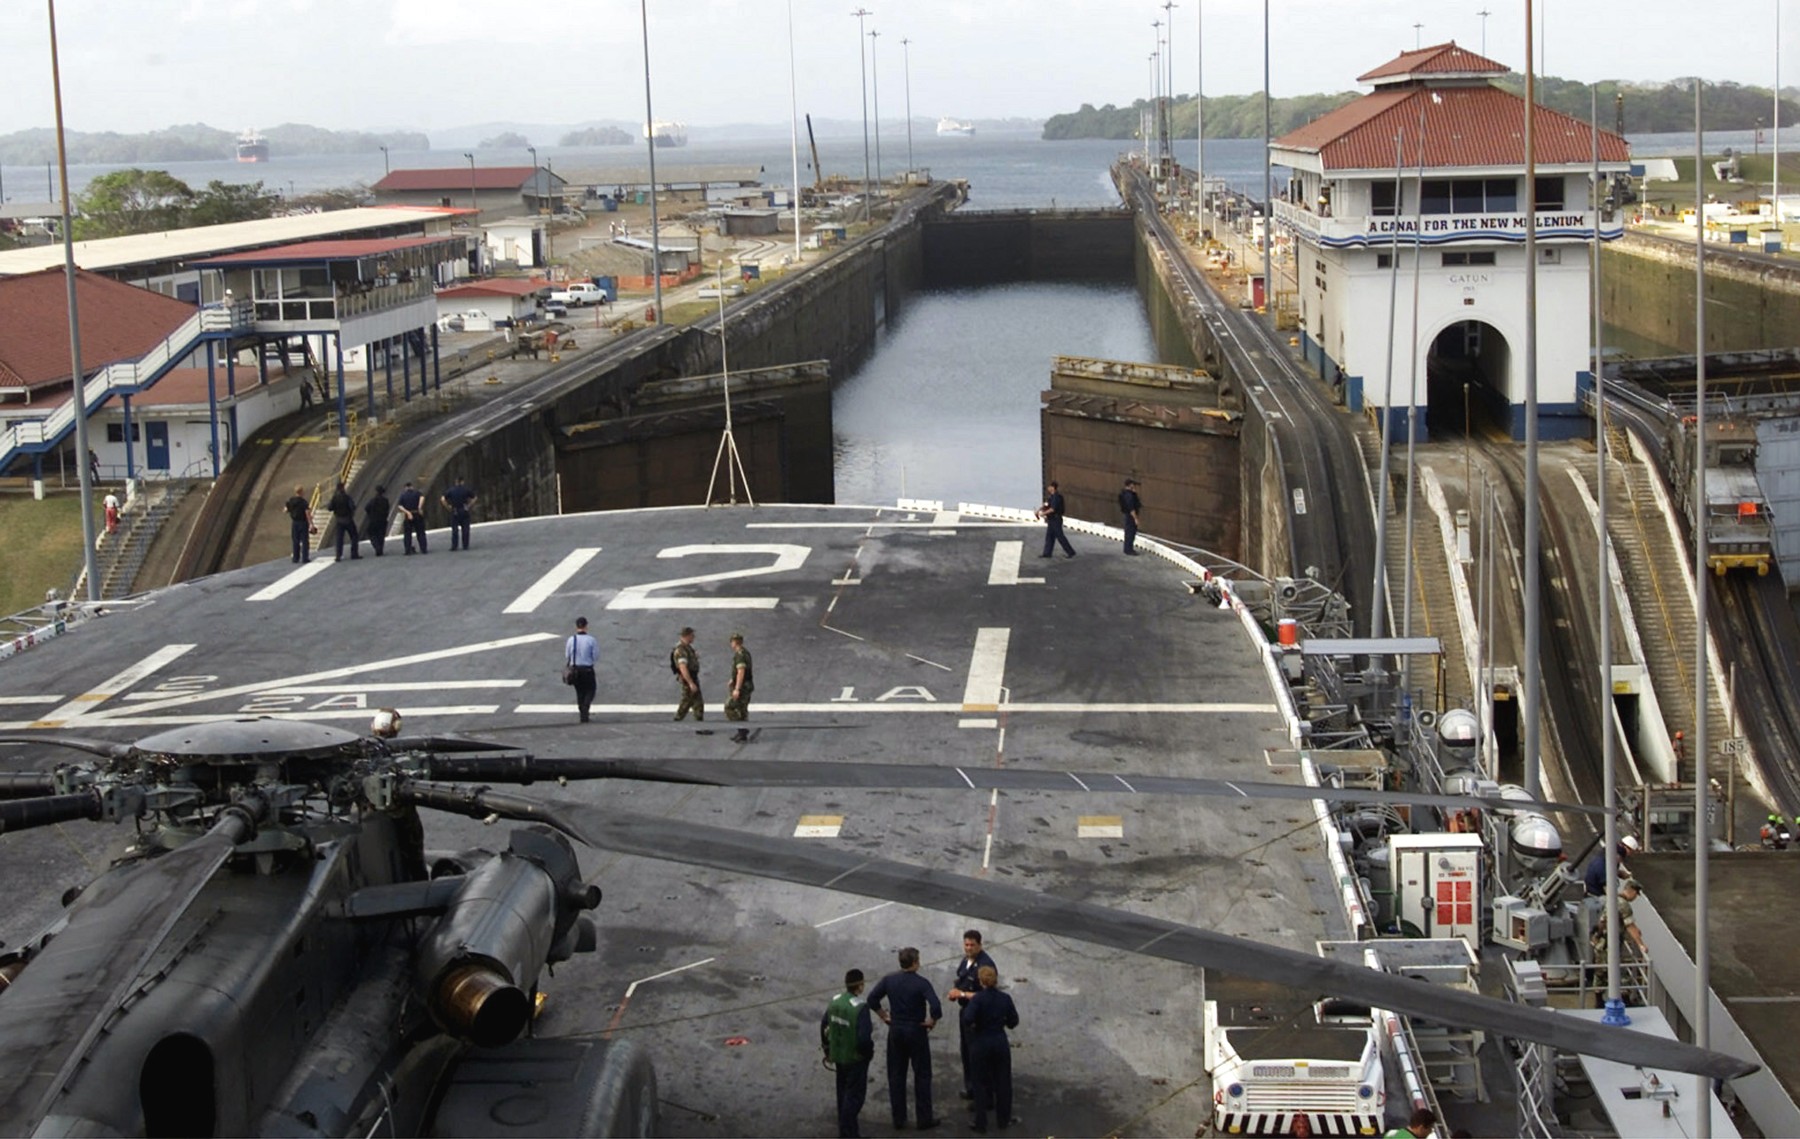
left=639, top=0, right=664, bottom=324
left=1195, top=0, right=1205, bottom=232
left=870, top=28, right=884, bottom=192
left=1162, top=0, right=1178, bottom=170
left=853, top=8, right=873, bottom=223
left=1477, top=8, right=1491, bottom=56
left=1413, top=22, right=1423, bottom=50
left=1261, top=0, right=1271, bottom=315
left=901, top=37, right=915, bottom=175
left=46, top=0, right=99, bottom=599
left=1522, top=0, right=1543, bottom=801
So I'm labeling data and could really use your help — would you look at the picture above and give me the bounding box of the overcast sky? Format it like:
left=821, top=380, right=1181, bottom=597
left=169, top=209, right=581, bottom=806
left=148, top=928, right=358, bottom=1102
left=2, top=0, right=1788, bottom=135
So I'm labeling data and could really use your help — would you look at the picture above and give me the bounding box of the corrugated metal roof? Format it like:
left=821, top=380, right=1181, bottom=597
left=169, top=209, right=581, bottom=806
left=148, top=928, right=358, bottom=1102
left=1357, top=42, right=1508, bottom=83
left=1273, top=84, right=1630, bottom=171
left=0, top=268, right=193, bottom=392
left=555, top=164, right=765, bottom=188
left=373, top=166, right=549, bottom=192
left=194, top=234, right=461, bottom=266
left=0, top=206, right=470, bottom=277
left=437, top=277, right=552, bottom=298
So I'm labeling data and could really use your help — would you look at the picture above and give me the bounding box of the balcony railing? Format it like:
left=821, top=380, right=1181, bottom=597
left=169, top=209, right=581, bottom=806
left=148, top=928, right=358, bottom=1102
left=1273, top=199, right=1623, bottom=248
left=250, top=278, right=434, bottom=323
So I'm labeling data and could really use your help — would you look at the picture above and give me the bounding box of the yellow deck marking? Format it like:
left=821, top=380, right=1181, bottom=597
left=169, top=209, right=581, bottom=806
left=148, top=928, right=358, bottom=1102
left=795, top=814, right=844, bottom=838
left=1078, top=815, right=1124, bottom=839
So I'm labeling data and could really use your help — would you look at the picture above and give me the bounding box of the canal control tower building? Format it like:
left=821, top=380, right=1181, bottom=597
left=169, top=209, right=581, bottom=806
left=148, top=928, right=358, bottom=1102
left=1270, top=43, right=1630, bottom=440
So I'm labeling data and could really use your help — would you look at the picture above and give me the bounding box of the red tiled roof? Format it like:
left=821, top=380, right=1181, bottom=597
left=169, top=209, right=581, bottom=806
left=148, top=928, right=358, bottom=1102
left=373, top=167, right=540, bottom=192
left=195, top=234, right=458, bottom=266
left=438, top=278, right=552, bottom=298
left=1273, top=84, right=1630, bottom=171
left=1357, top=41, right=1508, bottom=83
left=0, top=269, right=194, bottom=393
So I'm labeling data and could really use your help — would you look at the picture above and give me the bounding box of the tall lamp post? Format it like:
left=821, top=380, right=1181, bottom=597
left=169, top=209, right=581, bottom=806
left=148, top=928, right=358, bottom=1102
left=1151, top=19, right=1162, bottom=174
left=1196, top=0, right=1205, bottom=232
left=46, top=0, right=99, bottom=599
left=463, top=152, right=477, bottom=214
left=1261, top=0, right=1271, bottom=315
left=900, top=36, right=915, bottom=175
left=870, top=29, right=884, bottom=194
left=639, top=0, right=664, bottom=324
left=787, top=0, right=804, bottom=265
left=379, top=144, right=389, bottom=175
left=853, top=8, right=873, bottom=222
left=1162, top=1, right=1177, bottom=172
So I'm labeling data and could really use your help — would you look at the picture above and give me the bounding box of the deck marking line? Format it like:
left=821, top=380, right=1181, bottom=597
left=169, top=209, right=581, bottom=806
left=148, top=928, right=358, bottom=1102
left=1112, top=775, right=1138, bottom=793
left=1078, top=815, right=1124, bottom=839
left=986, top=541, right=1042, bottom=586
left=0, top=695, right=63, bottom=705
left=795, top=814, right=844, bottom=838
left=1067, top=772, right=1092, bottom=791
left=954, top=768, right=976, bottom=789
left=815, top=901, right=893, bottom=928
left=263, top=680, right=526, bottom=694
left=982, top=788, right=999, bottom=873
left=958, top=718, right=998, bottom=729
left=36, top=643, right=195, bottom=725
left=905, top=654, right=953, bottom=672
left=822, top=626, right=865, bottom=642
left=246, top=560, right=332, bottom=602
left=1222, top=781, right=1249, bottom=798
left=95, top=633, right=555, bottom=720
left=503, top=547, right=601, bottom=614
left=609, top=955, right=719, bottom=1037
left=822, top=861, right=874, bottom=890
left=499, top=699, right=1267, bottom=717
left=960, top=627, right=1010, bottom=713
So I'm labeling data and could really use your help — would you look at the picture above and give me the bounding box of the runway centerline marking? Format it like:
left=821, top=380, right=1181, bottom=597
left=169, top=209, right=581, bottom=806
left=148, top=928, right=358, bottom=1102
left=503, top=547, right=601, bottom=614
left=246, top=560, right=332, bottom=602
left=32, top=643, right=195, bottom=726
left=988, top=540, right=1044, bottom=586
left=960, top=628, right=1010, bottom=714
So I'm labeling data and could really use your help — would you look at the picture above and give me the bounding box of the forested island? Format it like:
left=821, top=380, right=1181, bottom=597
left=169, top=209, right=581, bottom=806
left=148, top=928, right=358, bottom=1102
left=0, top=123, right=429, bottom=165
left=1044, top=78, right=1800, bottom=140
left=559, top=126, right=632, bottom=146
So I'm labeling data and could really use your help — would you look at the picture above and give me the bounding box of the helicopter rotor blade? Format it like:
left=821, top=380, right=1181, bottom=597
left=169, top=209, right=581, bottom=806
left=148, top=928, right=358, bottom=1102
left=0, top=798, right=266, bottom=1124
left=0, top=773, right=61, bottom=800
left=0, top=792, right=101, bottom=834
left=0, top=733, right=131, bottom=760
left=417, top=755, right=1603, bottom=817
left=412, top=782, right=1753, bottom=1082
left=390, top=734, right=527, bottom=754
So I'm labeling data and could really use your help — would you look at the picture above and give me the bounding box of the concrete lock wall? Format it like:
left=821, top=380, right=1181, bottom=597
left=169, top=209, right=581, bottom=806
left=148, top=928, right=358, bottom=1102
left=1604, top=234, right=1800, bottom=355
left=922, top=210, right=1136, bottom=285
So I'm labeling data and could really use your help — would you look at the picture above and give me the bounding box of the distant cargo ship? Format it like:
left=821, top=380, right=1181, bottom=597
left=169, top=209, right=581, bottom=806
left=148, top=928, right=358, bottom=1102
left=643, top=120, right=688, bottom=148
left=235, top=129, right=269, bottom=163
left=936, top=117, right=975, bottom=137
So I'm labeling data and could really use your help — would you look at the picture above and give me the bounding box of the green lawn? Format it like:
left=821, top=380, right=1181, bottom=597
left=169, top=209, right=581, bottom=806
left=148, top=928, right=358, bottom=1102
left=0, top=493, right=92, bottom=615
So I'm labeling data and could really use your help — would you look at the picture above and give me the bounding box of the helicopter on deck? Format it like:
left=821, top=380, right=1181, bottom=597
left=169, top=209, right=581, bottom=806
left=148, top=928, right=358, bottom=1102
left=0, top=715, right=1757, bottom=1137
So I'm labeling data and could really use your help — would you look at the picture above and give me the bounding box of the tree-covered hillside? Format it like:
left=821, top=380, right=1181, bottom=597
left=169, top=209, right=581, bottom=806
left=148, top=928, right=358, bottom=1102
left=0, top=123, right=430, bottom=165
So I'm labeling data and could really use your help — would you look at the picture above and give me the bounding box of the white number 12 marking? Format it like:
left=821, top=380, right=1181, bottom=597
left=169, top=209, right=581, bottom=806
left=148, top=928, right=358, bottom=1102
left=607, top=544, right=811, bottom=610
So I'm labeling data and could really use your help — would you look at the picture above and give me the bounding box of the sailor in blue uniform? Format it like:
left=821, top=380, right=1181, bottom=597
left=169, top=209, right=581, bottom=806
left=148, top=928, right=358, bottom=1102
left=867, top=946, right=943, bottom=1131
left=961, top=965, right=1018, bottom=1133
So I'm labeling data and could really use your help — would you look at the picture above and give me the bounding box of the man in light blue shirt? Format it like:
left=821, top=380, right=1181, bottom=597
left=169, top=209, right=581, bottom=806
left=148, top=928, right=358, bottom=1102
left=566, top=617, right=599, bottom=722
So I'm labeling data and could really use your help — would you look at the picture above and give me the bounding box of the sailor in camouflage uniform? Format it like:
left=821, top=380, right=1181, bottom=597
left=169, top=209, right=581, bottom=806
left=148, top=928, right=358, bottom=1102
left=671, top=627, right=703, bottom=721
left=725, top=632, right=754, bottom=742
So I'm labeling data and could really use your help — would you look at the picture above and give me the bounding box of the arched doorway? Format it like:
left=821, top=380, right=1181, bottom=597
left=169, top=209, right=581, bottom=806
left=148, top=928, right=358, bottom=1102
left=1426, top=320, right=1513, bottom=437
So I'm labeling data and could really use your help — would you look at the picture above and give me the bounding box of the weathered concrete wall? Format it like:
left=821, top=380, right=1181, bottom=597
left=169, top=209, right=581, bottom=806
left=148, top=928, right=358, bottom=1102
left=1604, top=233, right=1800, bottom=355
left=922, top=210, right=1135, bottom=285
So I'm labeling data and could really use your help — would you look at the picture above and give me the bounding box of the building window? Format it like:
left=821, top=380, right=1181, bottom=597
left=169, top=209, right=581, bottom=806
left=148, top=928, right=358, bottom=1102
left=1419, top=178, right=1525, bottom=215
left=106, top=423, right=141, bottom=443
left=1371, top=181, right=1399, bottom=217
left=1441, top=251, right=1497, bottom=266
left=1534, top=176, right=1565, bottom=211
left=1421, top=179, right=1453, bottom=214
left=1377, top=253, right=1393, bottom=269
left=1484, top=178, right=1518, bottom=212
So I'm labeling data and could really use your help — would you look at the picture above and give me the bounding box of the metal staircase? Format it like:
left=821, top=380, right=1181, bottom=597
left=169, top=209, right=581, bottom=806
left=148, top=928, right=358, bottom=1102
left=0, top=302, right=250, bottom=475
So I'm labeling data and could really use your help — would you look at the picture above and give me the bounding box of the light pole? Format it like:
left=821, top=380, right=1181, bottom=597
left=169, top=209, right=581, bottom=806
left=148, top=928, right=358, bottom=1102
left=527, top=145, right=539, bottom=215
left=870, top=29, right=884, bottom=194
left=787, top=0, right=803, bottom=265
left=1163, top=0, right=1177, bottom=171
left=463, top=152, right=477, bottom=214
left=379, top=144, right=389, bottom=174
left=1477, top=8, right=1491, bottom=56
left=901, top=37, right=915, bottom=175
left=1151, top=19, right=1162, bottom=175
left=853, top=8, right=873, bottom=223
left=46, top=0, right=99, bottom=598
left=1413, top=21, right=1423, bottom=50
left=1196, top=0, right=1205, bottom=232
left=1262, top=0, right=1271, bottom=315
left=639, top=0, right=664, bottom=324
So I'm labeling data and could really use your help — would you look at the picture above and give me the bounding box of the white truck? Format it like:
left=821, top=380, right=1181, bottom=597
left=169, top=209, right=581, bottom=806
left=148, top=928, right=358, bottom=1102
left=1204, top=995, right=1384, bottom=1137
left=548, top=282, right=608, bottom=307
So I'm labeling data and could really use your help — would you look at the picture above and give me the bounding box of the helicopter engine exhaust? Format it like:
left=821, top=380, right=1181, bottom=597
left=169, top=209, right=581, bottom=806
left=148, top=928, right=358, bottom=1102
left=417, top=827, right=599, bottom=1048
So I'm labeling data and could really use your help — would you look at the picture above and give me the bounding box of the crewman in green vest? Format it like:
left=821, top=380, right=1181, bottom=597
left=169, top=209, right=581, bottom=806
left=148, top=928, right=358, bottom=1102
left=820, top=968, right=875, bottom=1138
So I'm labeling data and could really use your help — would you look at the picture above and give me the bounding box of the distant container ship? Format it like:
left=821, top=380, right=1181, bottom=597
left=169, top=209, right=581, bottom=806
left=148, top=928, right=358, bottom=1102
left=936, top=117, right=975, bottom=137
left=643, top=120, right=688, bottom=148
left=235, top=129, right=269, bottom=163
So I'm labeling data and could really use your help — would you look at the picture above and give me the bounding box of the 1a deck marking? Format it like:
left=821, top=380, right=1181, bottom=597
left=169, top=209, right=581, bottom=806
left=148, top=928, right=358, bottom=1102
left=503, top=547, right=601, bottom=613
left=960, top=628, right=1010, bottom=713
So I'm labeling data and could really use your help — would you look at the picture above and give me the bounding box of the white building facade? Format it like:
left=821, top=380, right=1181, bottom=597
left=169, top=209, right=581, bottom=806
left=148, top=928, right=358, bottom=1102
left=1270, top=43, right=1631, bottom=441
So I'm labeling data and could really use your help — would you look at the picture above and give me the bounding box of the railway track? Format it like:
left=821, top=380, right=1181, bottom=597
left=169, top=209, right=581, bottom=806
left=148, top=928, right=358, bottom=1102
left=1123, top=168, right=1376, bottom=631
